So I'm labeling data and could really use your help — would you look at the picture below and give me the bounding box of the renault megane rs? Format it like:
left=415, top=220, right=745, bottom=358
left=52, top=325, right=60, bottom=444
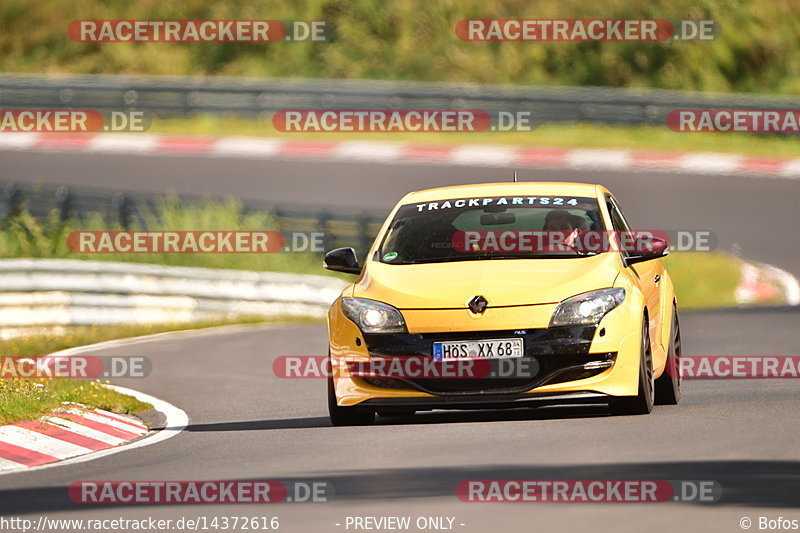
left=324, top=182, right=681, bottom=425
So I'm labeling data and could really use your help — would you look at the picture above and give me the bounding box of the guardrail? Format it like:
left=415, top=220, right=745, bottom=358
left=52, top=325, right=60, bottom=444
left=0, top=259, right=347, bottom=337
left=1, top=73, right=798, bottom=126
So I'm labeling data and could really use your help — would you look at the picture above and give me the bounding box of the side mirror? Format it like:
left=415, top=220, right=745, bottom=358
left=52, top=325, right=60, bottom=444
left=323, top=247, right=362, bottom=274
left=624, top=237, right=669, bottom=267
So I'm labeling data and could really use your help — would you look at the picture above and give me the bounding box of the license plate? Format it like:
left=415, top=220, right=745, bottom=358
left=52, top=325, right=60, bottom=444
left=432, top=338, right=523, bottom=362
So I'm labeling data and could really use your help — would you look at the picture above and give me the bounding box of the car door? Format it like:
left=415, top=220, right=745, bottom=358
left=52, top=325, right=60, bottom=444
left=606, top=195, right=664, bottom=350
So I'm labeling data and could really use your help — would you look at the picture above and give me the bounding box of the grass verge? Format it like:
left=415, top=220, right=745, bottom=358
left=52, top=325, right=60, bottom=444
left=0, top=379, right=150, bottom=426
left=664, top=251, right=743, bottom=310
left=149, top=115, right=800, bottom=159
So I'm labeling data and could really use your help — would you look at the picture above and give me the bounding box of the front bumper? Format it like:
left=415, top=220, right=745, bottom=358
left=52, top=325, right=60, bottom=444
left=329, top=299, right=644, bottom=407
left=358, top=327, right=616, bottom=396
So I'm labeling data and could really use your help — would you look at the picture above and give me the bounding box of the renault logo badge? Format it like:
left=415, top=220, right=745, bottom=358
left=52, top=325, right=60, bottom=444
left=468, top=295, right=488, bottom=314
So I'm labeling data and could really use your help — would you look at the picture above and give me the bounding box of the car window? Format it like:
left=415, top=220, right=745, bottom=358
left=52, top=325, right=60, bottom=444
left=606, top=196, right=634, bottom=256
left=377, top=195, right=605, bottom=264
left=606, top=197, right=631, bottom=232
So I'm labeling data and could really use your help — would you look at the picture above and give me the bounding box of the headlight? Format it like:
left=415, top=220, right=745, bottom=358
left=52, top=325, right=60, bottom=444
left=341, top=298, right=407, bottom=334
left=549, top=288, right=626, bottom=327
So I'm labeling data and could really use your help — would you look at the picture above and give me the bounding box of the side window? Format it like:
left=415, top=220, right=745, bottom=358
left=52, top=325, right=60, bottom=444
left=606, top=196, right=632, bottom=255
left=606, top=197, right=630, bottom=232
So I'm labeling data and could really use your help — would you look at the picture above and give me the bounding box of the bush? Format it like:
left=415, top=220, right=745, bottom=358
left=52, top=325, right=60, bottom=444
left=1, top=0, right=799, bottom=94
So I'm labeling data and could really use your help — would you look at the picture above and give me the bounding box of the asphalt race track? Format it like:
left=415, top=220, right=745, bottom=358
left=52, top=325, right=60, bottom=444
left=3, top=150, right=800, bottom=276
left=1, top=148, right=799, bottom=532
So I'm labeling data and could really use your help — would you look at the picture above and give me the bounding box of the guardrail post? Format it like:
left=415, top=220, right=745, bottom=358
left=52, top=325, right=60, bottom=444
left=317, top=210, right=331, bottom=252
left=358, top=213, right=372, bottom=254
left=1, top=183, right=22, bottom=219
left=56, top=186, right=71, bottom=221
left=112, top=193, right=131, bottom=229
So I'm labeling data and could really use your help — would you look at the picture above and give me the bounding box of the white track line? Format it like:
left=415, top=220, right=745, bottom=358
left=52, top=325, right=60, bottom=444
left=87, top=134, right=159, bottom=153
left=334, top=141, right=404, bottom=162
left=211, top=137, right=282, bottom=158
left=40, top=321, right=284, bottom=362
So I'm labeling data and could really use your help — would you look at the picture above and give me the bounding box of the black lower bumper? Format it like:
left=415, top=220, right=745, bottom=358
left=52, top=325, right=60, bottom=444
left=360, top=326, right=615, bottom=396
left=360, top=391, right=611, bottom=411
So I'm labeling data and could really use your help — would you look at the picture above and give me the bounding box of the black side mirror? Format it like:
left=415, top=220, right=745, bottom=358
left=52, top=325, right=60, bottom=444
left=323, top=247, right=362, bottom=274
left=624, top=237, right=669, bottom=267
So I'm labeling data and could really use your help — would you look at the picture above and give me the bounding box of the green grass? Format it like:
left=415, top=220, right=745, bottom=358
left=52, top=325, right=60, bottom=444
left=148, top=115, right=800, bottom=158
left=0, top=195, right=327, bottom=275
left=664, top=251, right=742, bottom=310
left=2, top=0, right=800, bottom=95
left=0, top=378, right=151, bottom=425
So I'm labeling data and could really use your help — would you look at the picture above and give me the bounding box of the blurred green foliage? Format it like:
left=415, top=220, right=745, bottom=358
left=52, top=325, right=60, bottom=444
left=0, top=195, right=325, bottom=274
left=1, top=0, right=798, bottom=93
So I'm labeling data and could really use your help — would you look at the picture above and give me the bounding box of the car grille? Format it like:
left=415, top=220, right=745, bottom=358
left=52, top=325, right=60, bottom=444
left=360, top=327, right=615, bottom=396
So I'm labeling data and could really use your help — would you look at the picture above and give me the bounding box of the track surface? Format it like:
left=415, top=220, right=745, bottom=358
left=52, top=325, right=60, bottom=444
left=3, top=150, right=800, bottom=276
left=1, top=148, right=799, bottom=532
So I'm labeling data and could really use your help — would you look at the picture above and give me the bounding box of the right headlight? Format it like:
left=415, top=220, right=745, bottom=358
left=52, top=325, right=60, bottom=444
left=341, top=297, right=407, bottom=334
left=549, top=288, right=626, bottom=327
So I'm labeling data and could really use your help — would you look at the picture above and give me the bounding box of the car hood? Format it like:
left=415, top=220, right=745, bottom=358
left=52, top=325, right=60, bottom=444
left=352, top=253, right=621, bottom=309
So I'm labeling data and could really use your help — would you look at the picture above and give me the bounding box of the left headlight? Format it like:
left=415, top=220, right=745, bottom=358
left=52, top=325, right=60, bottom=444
left=341, top=298, right=407, bottom=334
left=549, top=288, right=626, bottom=327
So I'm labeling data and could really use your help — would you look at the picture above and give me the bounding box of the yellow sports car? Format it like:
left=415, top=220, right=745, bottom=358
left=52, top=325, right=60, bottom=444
left=324, top=182, right=681, bottom=425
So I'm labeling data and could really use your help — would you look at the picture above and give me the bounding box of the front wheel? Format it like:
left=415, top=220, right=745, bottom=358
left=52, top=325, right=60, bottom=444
left=609, top=318, right=654, bottom=415
left=328, top=375, right=375, bottom=426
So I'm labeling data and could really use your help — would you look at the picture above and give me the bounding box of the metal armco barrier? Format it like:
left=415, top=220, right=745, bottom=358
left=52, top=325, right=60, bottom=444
left=1, top=73, right=798, bottom=125
left=0, top=259, right=347, bottom=335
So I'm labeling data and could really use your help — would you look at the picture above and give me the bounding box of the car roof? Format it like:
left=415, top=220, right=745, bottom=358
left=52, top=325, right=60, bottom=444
left=400, top=182, right=608, bottom=203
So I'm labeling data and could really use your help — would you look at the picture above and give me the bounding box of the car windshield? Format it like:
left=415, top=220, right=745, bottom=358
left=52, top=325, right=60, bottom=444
left=378, top=195, right=606, bottom=264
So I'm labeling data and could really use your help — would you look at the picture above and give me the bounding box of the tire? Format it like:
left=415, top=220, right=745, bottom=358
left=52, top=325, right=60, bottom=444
left=609, top=317, right=654, bottom=415
left=655, top=307, right=682, bottom=405
left=328, top=375, right=375, bottom=426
